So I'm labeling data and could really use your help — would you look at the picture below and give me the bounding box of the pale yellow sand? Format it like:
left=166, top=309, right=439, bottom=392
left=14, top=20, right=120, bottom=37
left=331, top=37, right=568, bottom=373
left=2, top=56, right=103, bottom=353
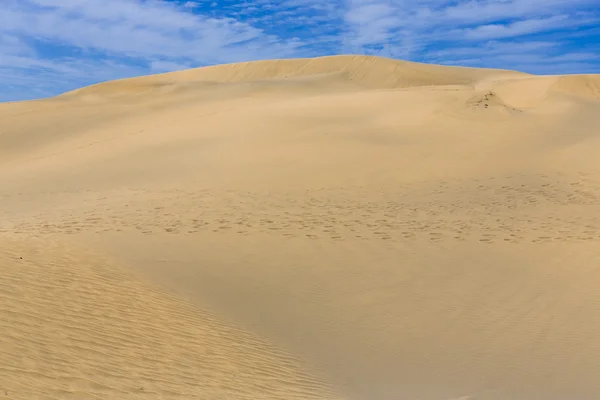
left=1, top=55, right=600, bottom=399
left=0, top=236, right=341, bottom=400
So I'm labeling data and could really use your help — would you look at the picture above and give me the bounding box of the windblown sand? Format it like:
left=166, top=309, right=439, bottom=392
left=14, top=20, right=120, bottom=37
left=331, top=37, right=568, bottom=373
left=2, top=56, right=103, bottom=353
left=1, top=55, right=600, bottom=399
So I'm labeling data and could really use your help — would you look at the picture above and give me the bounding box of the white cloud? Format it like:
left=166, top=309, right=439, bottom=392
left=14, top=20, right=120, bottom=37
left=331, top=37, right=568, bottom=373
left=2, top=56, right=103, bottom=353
left=456, top=15, right=571, bottom=39
left=0, top=34, right=36, bottom=58
left=1, top=0, right=303, bottom=62
left=337, top=0, right=599, bottom=70
left=344, top=0, right=399, bottom=46
left=183, top=1, right=201, bottom=8
left=428, top=0, right=595, bottom=25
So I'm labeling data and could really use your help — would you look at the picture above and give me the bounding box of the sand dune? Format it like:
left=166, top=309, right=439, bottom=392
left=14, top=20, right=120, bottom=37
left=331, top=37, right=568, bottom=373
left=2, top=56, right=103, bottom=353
left=2, top=55, right=600, bottom=399
left=62, top=55, right=524, bottom=96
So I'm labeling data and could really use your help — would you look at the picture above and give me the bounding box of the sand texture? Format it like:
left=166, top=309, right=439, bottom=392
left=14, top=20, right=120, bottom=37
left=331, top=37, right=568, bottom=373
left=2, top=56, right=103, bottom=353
left=1, top=55, right=600, bottom=399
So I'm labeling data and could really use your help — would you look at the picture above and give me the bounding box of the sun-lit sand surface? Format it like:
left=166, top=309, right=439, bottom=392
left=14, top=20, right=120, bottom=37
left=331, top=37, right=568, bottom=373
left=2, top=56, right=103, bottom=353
left=2, top=55, right=600, bottom=399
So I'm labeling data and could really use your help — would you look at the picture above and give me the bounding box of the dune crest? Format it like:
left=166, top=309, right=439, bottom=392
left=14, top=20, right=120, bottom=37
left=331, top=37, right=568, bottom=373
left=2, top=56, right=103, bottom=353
left=62, top=55, right=524, bottom=96
left=54, top=55, right=599, bottom=113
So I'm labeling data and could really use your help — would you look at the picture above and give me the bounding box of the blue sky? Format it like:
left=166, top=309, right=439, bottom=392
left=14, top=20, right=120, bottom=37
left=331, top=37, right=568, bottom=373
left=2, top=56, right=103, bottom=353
left=1, top=0, right=599, bottom=102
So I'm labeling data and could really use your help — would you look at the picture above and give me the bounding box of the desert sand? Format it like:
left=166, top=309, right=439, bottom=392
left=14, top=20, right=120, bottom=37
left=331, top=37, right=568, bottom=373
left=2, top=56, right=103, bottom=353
left=1, top=55, right=600, bottom=399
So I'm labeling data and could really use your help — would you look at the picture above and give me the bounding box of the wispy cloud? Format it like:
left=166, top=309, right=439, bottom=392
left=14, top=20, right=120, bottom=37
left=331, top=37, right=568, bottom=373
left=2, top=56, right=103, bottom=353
left=1, top=0, right=303, bottom=61
left=454, top=15, right=585, bottom=40
left=0, top=0, right=598, bottom=102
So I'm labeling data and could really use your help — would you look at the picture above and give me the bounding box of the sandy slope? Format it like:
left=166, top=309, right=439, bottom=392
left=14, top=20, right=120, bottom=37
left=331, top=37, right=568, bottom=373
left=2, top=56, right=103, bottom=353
left=1, top=55, right=600, bottom=399
left=0, top=236, right=341, bottom=400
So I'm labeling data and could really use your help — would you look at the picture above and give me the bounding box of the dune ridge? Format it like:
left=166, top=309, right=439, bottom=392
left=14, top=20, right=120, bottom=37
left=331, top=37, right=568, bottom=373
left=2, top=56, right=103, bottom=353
left=62, top=55, right=524, bottom=96
left=2, top=55, right=600, bottom=399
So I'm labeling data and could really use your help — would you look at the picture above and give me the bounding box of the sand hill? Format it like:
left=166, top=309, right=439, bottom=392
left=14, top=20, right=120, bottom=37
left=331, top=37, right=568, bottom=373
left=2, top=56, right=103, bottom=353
left=1, top=55, right=600, bottom=400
